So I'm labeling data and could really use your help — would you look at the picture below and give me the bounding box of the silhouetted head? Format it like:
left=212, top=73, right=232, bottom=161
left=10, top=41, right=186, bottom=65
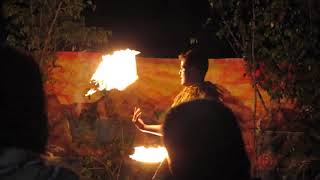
left=163, top=99, right=250, bottom=180
left=178, top=48, right=209, bottom=86
left=0, top=46, right=48, bottom=154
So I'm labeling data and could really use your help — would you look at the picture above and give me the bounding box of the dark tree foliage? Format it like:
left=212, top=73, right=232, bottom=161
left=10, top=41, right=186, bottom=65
left=207, top=0, right=320, bottom=179
left=2, top=0, right=111, bottom=67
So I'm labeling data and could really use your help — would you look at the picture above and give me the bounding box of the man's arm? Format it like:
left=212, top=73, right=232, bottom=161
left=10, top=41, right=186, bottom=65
left=141, top=124, right=163, bottom=136
left=132, top=107, right=163, bottom=136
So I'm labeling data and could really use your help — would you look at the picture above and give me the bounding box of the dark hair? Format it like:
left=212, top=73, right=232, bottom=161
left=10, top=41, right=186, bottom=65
left=163, top=99, right=251, bottom=180
left=178, top=47, right=209, bottom=76
left=0, top=46, right=48, bottom=154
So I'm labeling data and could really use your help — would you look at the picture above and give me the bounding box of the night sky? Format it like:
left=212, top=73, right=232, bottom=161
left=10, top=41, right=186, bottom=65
left=87, top=0, right=234, bottom=58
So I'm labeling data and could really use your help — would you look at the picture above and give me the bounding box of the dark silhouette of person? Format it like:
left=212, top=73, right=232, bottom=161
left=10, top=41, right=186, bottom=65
left=0, top=46, right=78, bottom=180
left=162, top=99, right=251, bottom=180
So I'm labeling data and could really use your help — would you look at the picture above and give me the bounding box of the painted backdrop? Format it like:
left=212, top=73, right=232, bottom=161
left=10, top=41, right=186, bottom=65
left=45, top=51, right=273, bottom=162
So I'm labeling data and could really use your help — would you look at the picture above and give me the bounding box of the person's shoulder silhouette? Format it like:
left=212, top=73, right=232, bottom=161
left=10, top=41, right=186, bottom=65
left=163, top=99, right=251, bottom=180
left=0, top=46, right=78, bottom=180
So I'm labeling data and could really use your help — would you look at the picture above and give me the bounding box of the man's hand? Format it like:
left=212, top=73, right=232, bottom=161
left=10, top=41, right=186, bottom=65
left=132, top=107, right=163, bottom=136
left=132, top=107, right=146, bottom=131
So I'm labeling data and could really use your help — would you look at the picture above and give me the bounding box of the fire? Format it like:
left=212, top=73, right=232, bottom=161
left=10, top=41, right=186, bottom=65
left=129, top=146, right=168, bottom=163
left=85, top=49, right=140, bottom=96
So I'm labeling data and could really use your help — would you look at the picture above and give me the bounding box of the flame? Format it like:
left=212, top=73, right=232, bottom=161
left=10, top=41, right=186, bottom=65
left=129, top=146, right=168, bottom=163
left=85, top=49, right=140, bottom=96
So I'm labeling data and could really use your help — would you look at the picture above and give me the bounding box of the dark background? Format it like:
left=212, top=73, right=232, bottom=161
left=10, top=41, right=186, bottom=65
left=86, top=0, right=235, bottom=58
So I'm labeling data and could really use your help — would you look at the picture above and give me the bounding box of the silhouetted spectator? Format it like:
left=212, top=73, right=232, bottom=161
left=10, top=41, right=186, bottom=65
left=162, top=99, right=251, bottom=180
left=0, top=46, right=78, bottom=180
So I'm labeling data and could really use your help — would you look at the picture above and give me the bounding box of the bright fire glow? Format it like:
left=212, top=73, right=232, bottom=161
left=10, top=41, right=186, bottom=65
left=129, top=146, right=168, bottom=163
left=85, top=49, right=140, bottom=96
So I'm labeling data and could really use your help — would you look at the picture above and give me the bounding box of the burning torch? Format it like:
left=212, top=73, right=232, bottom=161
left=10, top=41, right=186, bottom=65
left=85, top=49, right=140, bottom=96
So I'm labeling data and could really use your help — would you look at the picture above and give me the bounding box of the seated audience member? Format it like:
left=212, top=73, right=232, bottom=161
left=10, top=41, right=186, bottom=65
left=0, top=46, right=78, bottom=180
left=162, top=99, right=251, bottom=180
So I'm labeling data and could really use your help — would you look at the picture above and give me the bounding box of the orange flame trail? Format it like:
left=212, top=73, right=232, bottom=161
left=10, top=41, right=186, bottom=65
left=85, top=49, right=140, bottom=96
left=129, top=146, right=168, bottom=163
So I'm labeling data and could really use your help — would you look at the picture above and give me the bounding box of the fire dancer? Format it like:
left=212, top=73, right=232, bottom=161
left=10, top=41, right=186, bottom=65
left=132, top=47, right=251, bottom=136
left=162, top=99, right=251, bottom=180
left=132, top=47, right=222, bottom=136
left=0, top=46, right=78, bottom=180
